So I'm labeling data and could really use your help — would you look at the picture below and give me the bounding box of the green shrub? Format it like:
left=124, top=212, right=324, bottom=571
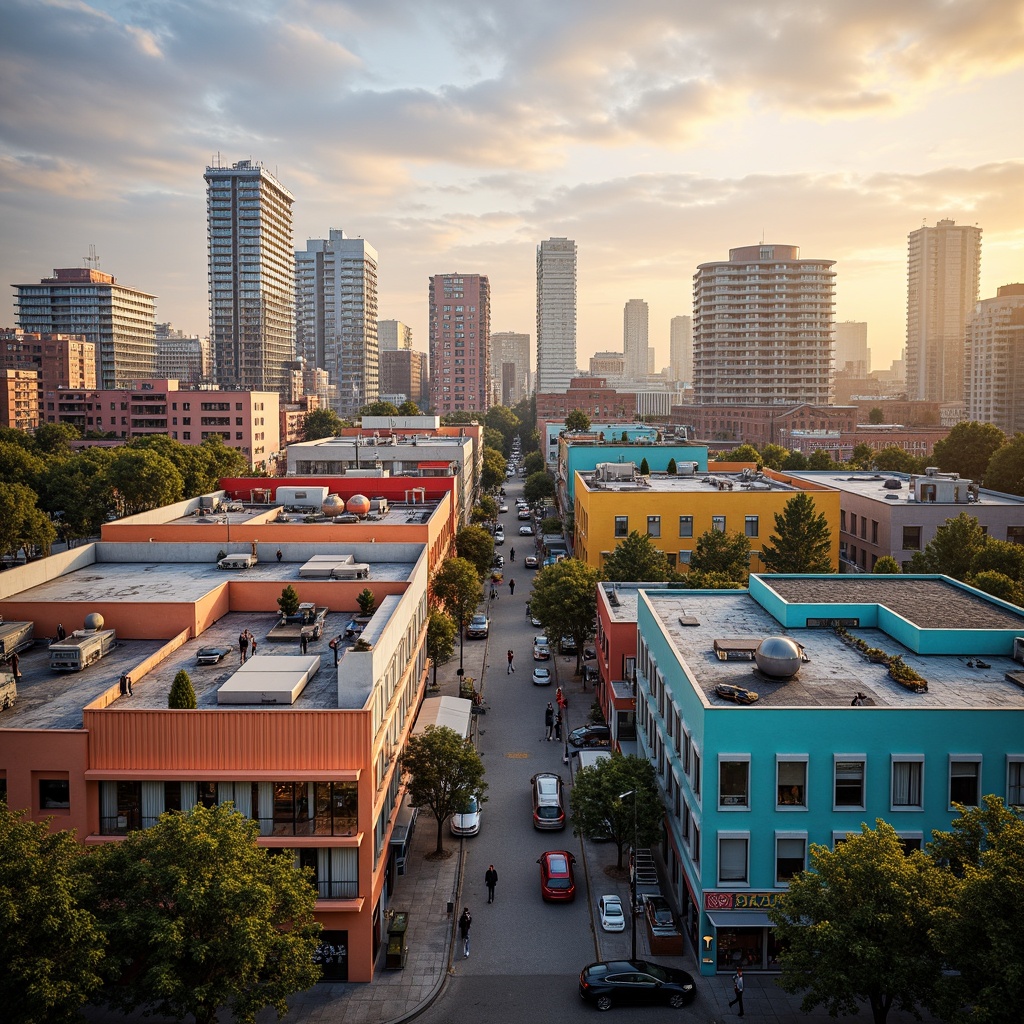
left=168, top=669, right=197, bottom=709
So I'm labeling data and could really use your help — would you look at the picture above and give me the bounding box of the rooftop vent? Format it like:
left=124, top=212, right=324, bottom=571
left=883, top=478, right=902, bottom=490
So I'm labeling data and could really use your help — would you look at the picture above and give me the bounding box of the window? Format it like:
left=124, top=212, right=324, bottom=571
left=692, top=822, right=700, bottom=865
left=777, top=757, right=807, bottom=808
left=692, top=749, right=701, bottom=797
left=834, top=757, right=865, bottom=809
left=949, top=757, right=981, bottom=806
left=678, top=550, right=692, bottom=564
left=39, top=778, right=70, bottom=810
left=840, top=510, right=847, bottom=532
left=872, top=520, right=879, bottom=544
left=718, top=835, right=749, bottom=885
left=614, top=516, right=628, bottom=538
left=712, top=516, right=726, bottom=532
left=678, top=515, right=693, bottom=538
left=903, top=526, right=922, bottom=550
left=1008, top=758, right=1024, bottom=807
left=891, top=757, right=924, bottom=809
left=850, top=513, right=857, bottom=534
left=744, top=515, right=758, bottom=538
left=1008, top=526, right=1024, bottom=545
left=897, top=833, right=924, bottom=855
left=775, top=834, right=806, bottom=884
left=647, top=515, right=661, bottom=538
left=719, top=756, right=750, bottom=809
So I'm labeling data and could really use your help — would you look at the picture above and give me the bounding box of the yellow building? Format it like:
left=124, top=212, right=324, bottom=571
left=574, top=463, right=840, bottom=574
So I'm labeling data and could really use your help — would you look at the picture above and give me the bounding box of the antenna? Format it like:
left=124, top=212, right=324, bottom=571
left=82, top=244, right=100, bottom=270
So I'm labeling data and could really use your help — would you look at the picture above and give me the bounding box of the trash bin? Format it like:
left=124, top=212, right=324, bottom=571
left=385, top=911, right=409, bottom=970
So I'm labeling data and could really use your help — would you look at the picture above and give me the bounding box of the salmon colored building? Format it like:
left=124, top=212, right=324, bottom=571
left=0, top=488, right=452, bottom=982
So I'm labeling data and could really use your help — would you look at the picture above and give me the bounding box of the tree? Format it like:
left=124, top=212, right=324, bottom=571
left=869, top=406, right=885, bottom=424
left=277, top=584, right=300, bottom=617
left=968, top=569, right=1024, bottom=606
left=807, top=448, right=837, bottom=469
left=397, top=399, right=421, bottom=416
left=984, top=432, right=1024, bottom=496
left=932, top=421, right=1005, bottom=482
left=356, top=588, right=376, bottom=616
left=539, top=516, right=563, bottom=535
left=601, top=531, right=670, bottom=582
left=473, top=494, right=497, bottom=522
left=426, top=608, right=457, bottom=688
left=848, top=442, right=876, bottom=470
left=485, top=406, right=521, bottom=451
left=302, top=407, right=345, bottom=441
left=769, top=821, right=943, bottom=1024
left=666, top=457, right=677, bottom=474
left=402, top=725, right=487, bottom=856
left=168, top=669, right=197, bottom=708
left=483, top=425, right=505, bottom=454
left=970, top=537, right=1024, bottom=584
left=0, top=441, right=45, bottom=488
left=480, top=447, right=507, bottom=492
left=759, top=443, right=789, bottom=470
left=360, top=400, right=400, bottom=417
left=729, top=443, right=761, bottom=465
left=688, top=527, right=751, bottom=583
left=761, top=493, right=834, bottom=573
left=107, top=449, right=184, bottom=514
left=570, top=754, right=663, bottom=870
left=912, top=512, right=987, bottom=581
left=523, top=470, right=555, bottom=506
left=529, top=558, right=599, bottom=674
left=0, top=806, right=105, bottom=1024
left=873, top=555, right=902, bottom=574
left=685, top=570, right=746, bottom=589
left=638, top=456, right=650, bottom=475
left=33, top=422, right=80, bottom=456
left=455, top=524, right=495, bottom=579
left=927, top=797, right=1024, bottom=1024
left=781, top=449, right=809, bottom=470
left=17, top=503, right=57, bottom=559
left=564, top=408, right=591, bottom=433
left=90, top=803, right=321, bottom=1024
left=0, top=483, right=53, bottom=560
left=522, top=451, right=545, bottom=477
left=872, top=445, right=923, bottom=473
left=431, top=557, right=482, bottom=671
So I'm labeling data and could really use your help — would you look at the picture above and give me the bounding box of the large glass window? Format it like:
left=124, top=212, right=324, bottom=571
left=834, top=758, right=865, bottom=809
left=903, top=526, right=922, bottom=550
left=777, top=758, right=807, bottom=808
left=614, top=516, right=628, bottom=538
left=1008, top=758, right=1024, bottom=808
left=744, top=515, right=758, bottom=538
left=647, top=515, right=661, bottom=538
left=719, top=758, right=750, bottom=809
left=775, top=835, right=806, bottom=884
left=949, top=758, right=981, bottom=806
left=678, top=515, right=693, bottom=538
left=718, top=835, right=749, bottom=884
left=39, top=778, right=70, bottom=810
left=891, top=758, right=923, bottom=809
left=712, top=515, right=726, bottom=532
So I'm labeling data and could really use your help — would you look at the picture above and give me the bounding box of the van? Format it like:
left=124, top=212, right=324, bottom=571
left=531, top=772, right=565, bottom=830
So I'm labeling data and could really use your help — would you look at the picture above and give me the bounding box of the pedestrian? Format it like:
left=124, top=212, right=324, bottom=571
left=119, top=672, right=128, bottom=696
left=507, top=649, right=515, bottom=674
left=125, top=674, right=133, bottom=696
left=544, top=702, right=554, bottom=741
left=329, top=636, right=339, bottom=665
left=490, top=585, right=498, bottom=600
left=525, top=601, right=530, bottom=619
left=250, top=635, right=258, bottom=658
left=458, top=907, right=472, bottom=958
left=56, top=622, right=66, bottom=642
left=554, top=711, right=562, bottom=741
left=10, top=650, right=19, bottom=680
left=238, top=630, right=248, bottom=664
left=276, top=548, right=283, bottom=562
left=300, top=631, right=309, bottom=655
left=728, top=966, right=745, bottom=1017
left=509, top=547, right=515, bottom=562
left=485, top=865, right=498, bottom=903
left=851, top=691, right=867, bottom=706
left=556, top=687, right=567, bottom=712
left=508, top=578, right=516, bottom=596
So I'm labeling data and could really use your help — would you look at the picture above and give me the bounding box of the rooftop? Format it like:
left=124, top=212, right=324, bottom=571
left=600, top=582, right=675, bottom=622
left=580, top=468, right=800, bottom=494
left=164, top=501, right=439, bottom=529
left=786, top=471, right=1024, bottom=506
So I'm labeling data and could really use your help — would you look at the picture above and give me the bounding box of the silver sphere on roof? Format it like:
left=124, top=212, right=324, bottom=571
left=322, top=494, right=345, bottom=517
left=755, top=636, right=802, bottom=679
left=84, top=612, right=105, bottom=631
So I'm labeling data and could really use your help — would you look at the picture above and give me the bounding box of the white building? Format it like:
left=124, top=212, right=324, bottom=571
left=296, top=229, right=379, bottom=418
left=669, top=315, right=692, bottom=383
left=906, top=219, right=982, bottom=404
left=378, top=320, right=412, bottom=351
left=154, top=324, right=211, bottom=385
left=692, top=243, right=835, bottom=406
left=536, top=237, right=577, bottom=394
left=623, top=299, right=650, bottom=382
left=204, top=159, right=295, bottom=395
left=834, top=321, right=869, bottom=376
left=965, top=284, right=1024, bottom=436
left=491, top=331, right=530, bottom=405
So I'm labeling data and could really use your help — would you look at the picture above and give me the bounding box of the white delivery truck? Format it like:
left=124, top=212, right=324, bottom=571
left=49, top=628, right=117, bottom=672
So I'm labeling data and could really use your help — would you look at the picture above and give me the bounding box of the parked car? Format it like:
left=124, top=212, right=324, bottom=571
left=531, top=772, right=565, bottom=830
left=498, top=503, right=509, bottom=513
left=583, top=665, right=600, bottom=686
left=519, top=525, right=534, bottom=536
left=516, top=498, right=528, bottom=508
left=532, top=666, right=552, bottom=686
left=494, top=530, right=505, bottom=546
left=492, top=554, right=504, bottom=569
left=533, top=636, right=550, bottom=660
left=559, top=636, right=578, bottom=655
left=583, top=646, right=597, bottom=660
left=524, top=554, right=539, bottom=568
left=466, top=614, right=490, bottom=639
left=518, top=509, right=532, bottom=520
left=537, top=850, right=576, bottom=901
left=578, top=959, right=696, bottom=1011
left=715, top=682, right=759, bottom=705
left=598, top=895, right=626, bottom=933
left=643, top=895, right=679, bottom=936
left=568, top=724, right=611, bottom=749
left=450, top=793, right=481, bottom=836
left=531, top=614, right=543, bottom=627
left=196, top=645, right=231, bottom=665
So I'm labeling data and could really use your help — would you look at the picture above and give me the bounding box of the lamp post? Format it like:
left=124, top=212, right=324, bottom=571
left=620, top=788, right=638, bottom=960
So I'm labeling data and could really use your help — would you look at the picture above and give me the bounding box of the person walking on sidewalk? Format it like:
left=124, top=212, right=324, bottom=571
left=238, top=630, right=248, bottom=664
left=509, top=547, right=515, bottom=562
left=507, top=649, right=515, bottom=674
left=544, top=702, right=554, bottom=740
left=554, top=711, right=562, bottom=741
left=485, top=865, right=498, bottom=903
left=458, top=907, right=472, bottom=958
left=728, top=966, right=745, bottom=1016
left=508, top=578, right=516, bottom=596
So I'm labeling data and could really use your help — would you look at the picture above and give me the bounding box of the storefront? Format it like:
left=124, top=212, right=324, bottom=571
left=701, top=891, right=783, bottom=974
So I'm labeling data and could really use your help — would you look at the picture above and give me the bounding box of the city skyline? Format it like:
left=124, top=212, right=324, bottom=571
left=2, top=2, right=1023, bottom=374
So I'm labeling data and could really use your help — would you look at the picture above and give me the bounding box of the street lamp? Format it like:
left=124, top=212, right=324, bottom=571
left=619, top=789, right=638, bottom=960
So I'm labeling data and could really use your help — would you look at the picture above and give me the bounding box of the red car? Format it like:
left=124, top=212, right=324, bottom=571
left=537, top=850, right=576, bottom=901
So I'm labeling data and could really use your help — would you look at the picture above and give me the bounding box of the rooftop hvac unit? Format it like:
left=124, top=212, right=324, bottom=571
left=1014, top=638, right=1024, bottom=665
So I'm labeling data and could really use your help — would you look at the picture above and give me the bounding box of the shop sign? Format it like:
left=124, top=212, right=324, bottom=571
left=704, top=891, right=781, bottom=911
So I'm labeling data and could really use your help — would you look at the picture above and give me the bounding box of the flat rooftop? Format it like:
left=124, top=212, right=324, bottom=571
left=166, top=502, right=440, bottom=529
left=601, top=582, right=674, bottom=622
left=580, top=470, right=801, bottom=493
left=647, top=590, right=1024, bottom=711
left=786, top=471, right=1024, bottom=506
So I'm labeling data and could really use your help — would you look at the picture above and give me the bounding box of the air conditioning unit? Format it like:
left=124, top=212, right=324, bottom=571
left=1013, top=637, right=1024, bottom=665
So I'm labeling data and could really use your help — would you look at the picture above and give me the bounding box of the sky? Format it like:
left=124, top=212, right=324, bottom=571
left=2, top=0, right=1023, bottom=376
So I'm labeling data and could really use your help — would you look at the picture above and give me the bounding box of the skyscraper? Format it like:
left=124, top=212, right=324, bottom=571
left=13, top=268, right=155, bottom=389
left=692, top=244, right=835, bottom=406
left=965, top=284, right=1024, bottom=436
left=295, top=229, right=379, bottom=417
left=834, top=321, right=869, bottom=376
left=428, top=273, right=491, bottom=414
left=204, top=158, right=294, bottom=395
left=490, top=331, right=530, bottom=405
left=378, top=320, right=412, bottom=351
left=669, top=315, right=692, bottom=383
left=906, top=219, right=982, bottom=403
left=623, top=299, right=649, bottom=381
left=536, top=237, right=577, bottom=393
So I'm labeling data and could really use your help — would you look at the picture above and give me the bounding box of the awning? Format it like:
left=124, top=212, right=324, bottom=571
left=706, top=911, right=774, bottom=928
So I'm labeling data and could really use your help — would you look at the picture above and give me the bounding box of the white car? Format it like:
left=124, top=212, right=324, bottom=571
left=532, top=666, right=552, bottom=686
left=450, top=793, right=481, bottom=836
left=599, top=894, right=626, bottom=932
left=494, top=530, right=505, bottom=546
left=519, top=525, right=534, bottom=536
left=498, top=503, right=509, bottom=513
left=533, top=636, right=550, bottom=660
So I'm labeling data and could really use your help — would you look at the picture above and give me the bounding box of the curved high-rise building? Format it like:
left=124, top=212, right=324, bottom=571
left=692, top=244, right=835, bottom=406
left=536, top=237, right=577, bottom=393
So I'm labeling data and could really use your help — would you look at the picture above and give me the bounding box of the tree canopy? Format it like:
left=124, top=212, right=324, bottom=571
left=484, top=406, right=521, bottom=451
left=688, top=527, right=750, bottom=584
left=522, top=451, right=545, bottom=477
left=529, top=558, right=599, bottom=674
left=0, top=482, right=57, bottom=560
left=426, top=607, right=457, bottom=688
left=480, top=446, right=508, bottom=492
left=907, top=512, right=987, bottom=581
left=564, top=408, right=591, bottom=433
left=302, top=407, right=346, bottom=441
left=984, top=431, right=1024, bottom=496
left=760, top=493, right=834, bottom=573
left=601, top=530, right=670, bottom=582
left=360, top=400, right=400, bottom=417
left=871, top=445, right=924, bottom=473
left=89, top=803, right=321, bottom=1024
left=932, top=421, right=1006, bottom=482
left=523, top=470, right=555, bottom=506
left=431, top=557, right=482, bottom=638
left=398, top=399, right=421, bottom=416
left=455, top=524, right=495, bottom=579
left=729, top=443, right=760, bottom=465
left=402, top=725, right=487, bottom=856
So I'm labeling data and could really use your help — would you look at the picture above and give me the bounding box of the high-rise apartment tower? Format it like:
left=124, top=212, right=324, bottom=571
left=669, top=315, right=692, bottom=383
left=623, top=299, right=650, bottom=381
left=491, top=331, right=530, bottom=405
left=965, top=284, right=1024, bottom=437
left=692, top=244, right=835, bottom=405
left=906, top=219, right=982, bottom=403
left=204, top=158, right=295, bottom=395
left=536, top=237, right=577, bottom=393
left=377, top=320, right=412, bottom=351
left=428, top=274, right=491, bottom=414
left=295, top=229, right=379, bottom=417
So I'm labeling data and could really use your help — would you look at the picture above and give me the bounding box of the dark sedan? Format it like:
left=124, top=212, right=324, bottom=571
left=195, top=645, right=232, bottom=665
left=568, top=724, right=611, bottom=749
left=579, top=959, right=696, bottom=1011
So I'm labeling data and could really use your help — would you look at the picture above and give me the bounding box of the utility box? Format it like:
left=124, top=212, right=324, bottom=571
left=384, top=911, right=409, bottom=970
